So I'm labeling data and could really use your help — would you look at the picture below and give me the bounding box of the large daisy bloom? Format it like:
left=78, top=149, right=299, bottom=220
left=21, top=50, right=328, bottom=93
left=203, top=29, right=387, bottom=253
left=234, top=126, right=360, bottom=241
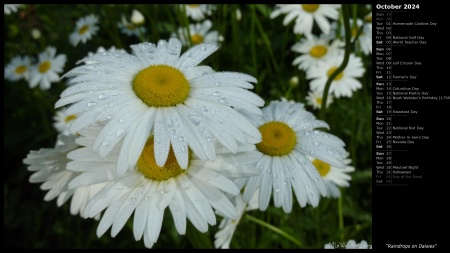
left=69, top=14, right=99, bottom=47
left=29, top=46, right=67, bottom=90
left=23, top=133, right=104, bottom=218
left=55, top=37, right=264, bottom=175
left=307, top=53, right=365, bottom=98
left=4, top=55, right=32, bottom=82
left=270, top=4, right=340, bottom=36
left=183, top=4, right=215, bottom=21
left=175, top=19, right=224, bottom=47
left=309, top=155, right=354, bottom=198
left=214, top=192, right=259, bottom=249
left=66, top=124, right=263, bottom=249
left=53, top=107, right=78, bottom=135
left=238, top=101, right=348, bottom=213
left=291, top=34, right=343, bottom=72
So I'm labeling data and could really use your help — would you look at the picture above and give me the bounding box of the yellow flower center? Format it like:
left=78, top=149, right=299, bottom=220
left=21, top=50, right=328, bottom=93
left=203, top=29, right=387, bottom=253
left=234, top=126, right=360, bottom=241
left=312, top=159, right=331, bottom=177
left=365, top=16, right=372, bottom=23
left=65, top=114, right=77, bottom=123
left=38, top=61, right=51, bottom=73
left=78, top=25, right=89, bottom=35
left=302, top=4, right=319, bottom=13
left=187, top=4, right=200, bottom=7
left=191, top=34, right=204, bottom=45
left=309, top=45, right=328, bottom=58
left=126, top=24, right=136, bottom=30
left=327, top=66, right=343, bottom=81
left=351, top=27, right=363, bottom=38
left=137, top=137, right=187, bottom=181
left=315, top=97, right=322, bottom=106
left=256, top=121, right=297, bottom=156
left=15, top=65, right=27, bottom=74
left=132, top=65, right=190, bottom=107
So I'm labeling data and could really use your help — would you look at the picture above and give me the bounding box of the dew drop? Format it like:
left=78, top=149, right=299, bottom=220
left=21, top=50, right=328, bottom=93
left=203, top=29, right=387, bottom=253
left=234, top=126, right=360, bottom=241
left=116, top=129, right=125, bottom=137
left=212, top=91, right=221, bottom=96
left=215, top=82, right=221, bottom=86
left=116, top=185, right=123, bottom=190
left=274, top=188, right=280, bottom=192
left=313, top=130, right=321, bottom=134
left=219, top=98, right=229, bottom=104
left=102, top=140, right=111, bottom=147
left=87, top=102, right=96, bottom=107
left=167, top=119, right=174, bottom=127
left=305, top=184, right=310, bottom=189
left=97, top=94, right=106, bottom=100
left=189, top=115, right=202, bottom=126
left=206, top=137, right=212, bottom=143
left=313, top=142, right=320, bottom=146
left=106, top=115, right=114, bottom=119
left=201, top=106, right=208, bottom=113
left=119, top=118, right=125, bottom=123
left=200, top=45, right=207, bottom=51
left=178, top=136, right=185, bottom=142
left=145, top=196, right=150, bottom=201
left=273, top=173, right=277, bottom=178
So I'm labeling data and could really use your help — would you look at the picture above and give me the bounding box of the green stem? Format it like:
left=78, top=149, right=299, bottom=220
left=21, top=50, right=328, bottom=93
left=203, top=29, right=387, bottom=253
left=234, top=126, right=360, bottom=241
left=338, top=190, right=344, bottom=242
left=319, top=4, right=352, bottom=120
left=246, top=214, right=302, bottom=248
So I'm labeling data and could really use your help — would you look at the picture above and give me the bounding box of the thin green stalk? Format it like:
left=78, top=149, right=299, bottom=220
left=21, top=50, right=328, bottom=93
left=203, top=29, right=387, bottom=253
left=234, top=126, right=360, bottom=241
left=246, top=214, right=302, bottom=248
left=319, top=4, right=352, bottom=120
left=178, top=5, right=192, bottom=48
left=338, top=190, right=344, bottom=242
left=250, top=6, right=258, bottom=77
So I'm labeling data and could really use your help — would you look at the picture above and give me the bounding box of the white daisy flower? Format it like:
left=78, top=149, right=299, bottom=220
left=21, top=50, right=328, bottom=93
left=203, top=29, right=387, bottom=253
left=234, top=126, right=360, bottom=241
left=270, top=4, right=340, bottom=36
left=214, top=192, right=259, bottom=249
left=175, top=19, right=224, bottom=46
left=239, top=100, right=348, bottom=213
left=183, top=4, right=215, bottom=21
left=306, top=89, right=333, bottom=110
left=55, top=37, right=264, bottom=175
left=118, top=11, right=147, bottom=38
left=23, top=133, right=105, bottom=218
left=53, top=108, right=78, bottom=135
left=307, top=53, right=365, bottom=98
left=69, top=14, right=99, bottom=47
left=291, top=34, right=343, bottom=72
left=330, top=18, right=372, bottom=56
left=309, top=155, right=354, bottom=198
left=87, top=46, right=127, bottom=58
left=4, top=55, right=32, bottom=82
left=325, top=239, right=371, bottom=249
left=4, top=4, right=21, bottom=15
left=29, top=46, right=67, bottom=90
left=66, top=124, right=263, bottom=249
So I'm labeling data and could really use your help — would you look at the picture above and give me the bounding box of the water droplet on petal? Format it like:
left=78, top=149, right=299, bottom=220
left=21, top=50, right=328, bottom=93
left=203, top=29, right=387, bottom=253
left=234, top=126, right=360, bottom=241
left=178, top=136, right=185, bottom=142
left=200, top=45, right=207, bottom=51
left=116, top=129, right=125, bottom=137
left=313, top=142, right=320, bottom=146
left=305, top=184, right=310, bottom=189
left=274, top=188, right=280, bottom=192
left=212, top=91, right=221, bottom=96
left=87, top=102, right=96, bottom=107
left=206, top=137, right=212, bottom=143
left=119, top=119, right=125, bottom=123
left=215, top=82, right=221, bottom=86
left=98, top=94, right=106, bottom=100
left=167, top=119, right=174, bottom=127
left=219, top=98, right=229, bottom=104
left=102, top=141, right=111, bottom=147
left=189, top=115, right=202, bottom=125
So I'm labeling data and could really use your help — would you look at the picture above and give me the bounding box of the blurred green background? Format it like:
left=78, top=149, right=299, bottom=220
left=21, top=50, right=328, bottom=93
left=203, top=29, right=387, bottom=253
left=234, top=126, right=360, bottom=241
left=4, top=4, right=372, bottom=249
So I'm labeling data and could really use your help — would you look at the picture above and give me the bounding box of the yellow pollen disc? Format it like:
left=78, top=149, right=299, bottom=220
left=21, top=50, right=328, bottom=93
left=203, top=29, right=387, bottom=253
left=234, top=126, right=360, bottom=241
left=351, top=27, right=363, bottom=38
left=309, top=45, right=328, bottom=58
left=187, top=4, right=200, bottom=7
left=256, top=121, right=297, bottom=156
left=191, top=34, right=204, bottom=45
left=78, top=25, right=89, bottom=35
left=137, top=137, right=186, bottom=181
left=133, top=64, right=190, bottom=107
left=65, top=114, right=77, bottom=123
left=38, top=61, right=51, bottom=73
left=315, top=97, right=322, bottom=106
left=126, top=24, right=136, bottom=30
left=15, top=65, right=27, bottom=74
left=312, top=159, right=331, bottom=177
left=302, top=4, right=319, bottom=13
left=365, top=16, right=372, bottom=23
left=327, top=66, right=344, bottom=81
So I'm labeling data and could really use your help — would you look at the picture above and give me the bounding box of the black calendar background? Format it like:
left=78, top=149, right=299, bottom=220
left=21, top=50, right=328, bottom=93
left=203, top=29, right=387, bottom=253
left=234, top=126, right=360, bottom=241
left=372, top=2, right=447, bottom=249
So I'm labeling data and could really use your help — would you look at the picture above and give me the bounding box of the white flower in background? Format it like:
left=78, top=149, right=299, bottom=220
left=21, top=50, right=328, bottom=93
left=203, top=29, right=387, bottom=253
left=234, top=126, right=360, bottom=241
left=67, top=124, right=263, bottom=249
left=270, top=4, right=340, bottom=36
left=307, top=53, right=365, bottom=98
left=118, top=9, right=146, bottom=38
left=291, top=34, right=343, bottom=72
left=235, top=8, right=242, bottom=21
left=69, top=14, right=99, bottom=47
left=175, top=19, right=224, bottom=46
left=306, top=89, right=333, bottom=110
left=4, top=4, right=21, bottom=15
left=238, top=101, right=348, bottom=213
left=182, top=4, right=215, bottom=21
left=330, top=18, right=372, bottom=56
left=325, top=239, right=371, bottom=249
left=53, top=107, right=78, bottom=135
left=214, top=192, right=259, bottom=249
left=31, top=28, right=41, bottom=40
left=56, top=38, right=264, bottom=176
left=23, top=133, right=105, bottom=218
left=29, top=46, right=67, bottom=90
left=4, top=55, right=32, bottom=82
left=309, top=154, right=354, bottom=198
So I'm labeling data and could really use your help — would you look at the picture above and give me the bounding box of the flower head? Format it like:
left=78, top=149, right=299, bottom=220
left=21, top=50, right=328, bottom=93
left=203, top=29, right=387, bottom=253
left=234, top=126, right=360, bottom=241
left=118, top=10, right=146, bottom=38
left=330, top=17, right=372, bottom=55
left=23, top=134, right=104, bottom=218
left=67, top=124, right=262, bottom=249
left=239, top=101, right=348, bottom=213
left=4, top=55, right=32, bottom=82
left=183, top=4, right=215, bottom=21
left=56, top=38, right=264, bottom=176
left=4, top=4, right=21, bottom=15
left=175, top=19, right=224, bottom=47
left=307, top=54, right=365, bottom=98
left=53, top=107, right=78, bottom=135
left=270, top=4, right=340, bottom=36
left=29, top=46, right=67, bottom=90
left=69, top=14, right=99, bottom=47
left=306, top=89, right=333, bottom=110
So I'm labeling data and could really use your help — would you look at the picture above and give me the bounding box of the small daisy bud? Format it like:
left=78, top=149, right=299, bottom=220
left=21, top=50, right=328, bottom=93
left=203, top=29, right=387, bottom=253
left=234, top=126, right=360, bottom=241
left=131, top=9, right=145, bottom=25
left=31, top=28, right=41, bottom=39
left=289, top=76, right=299, bottom=88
